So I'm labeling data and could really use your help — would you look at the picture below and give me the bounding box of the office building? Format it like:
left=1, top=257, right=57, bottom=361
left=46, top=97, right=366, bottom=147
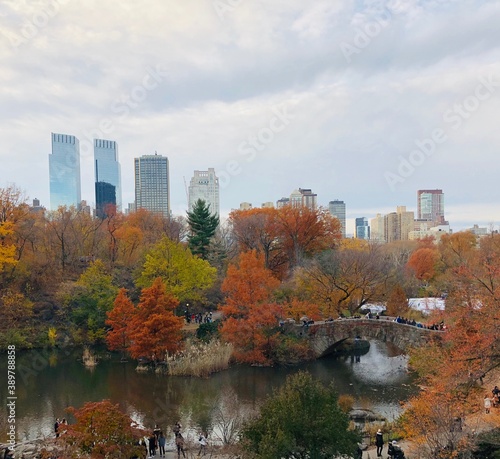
left=329, top=200, right=346, bottom=238
left=94, top=139, right=122, bottom=212
left=239, top=202, right=253, bottom=210
left=49, top=133, right=81, bottom=210
left=385, top=206, right=414, bottom=242
left=370, top=213, right=385, bottom=242
left=355, top=217, right=370, bottom=240
left=134, top=153, right=170, bottom=217
left=276, top=197, right=290, bottom=208
left=188, top=168, right=220, bottom=216
left=95, top=182, right=116, bottom=218
left=417, top=189, right=446, bottom=225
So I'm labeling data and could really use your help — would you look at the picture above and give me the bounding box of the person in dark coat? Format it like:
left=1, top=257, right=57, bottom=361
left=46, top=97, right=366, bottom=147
left=148, top=433, right=157, bottom=457
left=375, top=428, right=384, bottom=457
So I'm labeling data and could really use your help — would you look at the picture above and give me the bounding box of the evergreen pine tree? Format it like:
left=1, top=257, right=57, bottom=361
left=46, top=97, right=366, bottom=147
left=187, top=199, right=219, bottom=259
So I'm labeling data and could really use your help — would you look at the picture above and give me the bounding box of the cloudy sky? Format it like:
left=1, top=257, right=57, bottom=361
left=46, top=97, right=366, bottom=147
left=1, top=0, right=499, bottom=234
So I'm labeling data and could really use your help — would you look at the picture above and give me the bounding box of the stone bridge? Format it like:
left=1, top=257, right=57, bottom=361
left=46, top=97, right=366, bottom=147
left=285, top=317, right=443, bottom=357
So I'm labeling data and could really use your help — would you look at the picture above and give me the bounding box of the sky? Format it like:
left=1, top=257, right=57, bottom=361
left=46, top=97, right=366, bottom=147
left=1, top=0, right=500, bottom=235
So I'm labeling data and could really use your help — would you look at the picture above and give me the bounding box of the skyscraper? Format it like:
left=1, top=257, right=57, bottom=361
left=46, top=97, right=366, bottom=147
left=329, top=200, right=346, bottom=238
left=49, top=133, right=81, bottom=210
left=95, top=182, right=116, bottom=219
left=94, top=139, right=122, bottom=212
left=355, top=217, right=370, bottom=240
left=134, top=153, right=170, bottom=217
left=188, top=168, right=220, bottom=216
left=417, top=189, right=446, bottom=225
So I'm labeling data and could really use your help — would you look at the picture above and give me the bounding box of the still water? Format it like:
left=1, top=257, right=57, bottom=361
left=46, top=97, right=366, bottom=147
left=0, top=341, right=417, bottom=444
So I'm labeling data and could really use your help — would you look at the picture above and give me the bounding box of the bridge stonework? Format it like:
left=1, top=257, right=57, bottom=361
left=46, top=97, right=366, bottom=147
left=286, top=319, right=441, bottom=357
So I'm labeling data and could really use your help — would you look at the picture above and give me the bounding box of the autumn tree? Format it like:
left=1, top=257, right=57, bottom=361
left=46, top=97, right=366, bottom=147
left=0, top=222, right=17, bottom=274
left=64, top=399, right=145, bottom=459
left=229, top=206, right=341, bottom=279
left=241, top=371, right=360, bottom=459
left=187, top=199, right=219, bottom=260
left=219, top=251, right=283, bottom=364
left=295, top=244, right=391, bottom=316
left=105, top=288, right=135, bottom=355
left=136, top=236, right=217, bottom=303
left=386, top=284, right=409, bottom=317
left=127, top=277, right=184, bottom=362
left=407, top=247, right=440, bottom=283
left=274, top=205, right=341, bottom=271
left=229, top=207, right=284, bottom=274
left=402, top=232, right=500, bottom=458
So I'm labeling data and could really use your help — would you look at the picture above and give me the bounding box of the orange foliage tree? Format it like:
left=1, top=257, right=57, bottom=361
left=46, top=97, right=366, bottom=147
left=219, top=251, right=283, bottom=364
left=407, top=247, right=440, bottom=282
left=385, top=284, right=409, bottom=317
left=127, top=277, right=184, bottom=362
left=228, top=206, right=341, bottom=279
left=402, top=232, right=500, bottom=457
left=105, top=288, right=135, bottom=355
left=64, top=399, right=145, bottom=458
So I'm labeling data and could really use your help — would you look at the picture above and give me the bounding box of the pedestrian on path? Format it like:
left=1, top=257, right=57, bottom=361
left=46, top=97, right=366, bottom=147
left=375, top=429, right=384, bottom=457
left=175, top=432, right=186, bottom=458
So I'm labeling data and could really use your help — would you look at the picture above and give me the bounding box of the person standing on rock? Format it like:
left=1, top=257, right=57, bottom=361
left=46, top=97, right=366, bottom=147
left=375, top=428, right=384, bottom=457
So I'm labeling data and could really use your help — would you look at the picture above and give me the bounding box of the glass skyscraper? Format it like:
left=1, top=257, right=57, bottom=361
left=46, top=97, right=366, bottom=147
left=329, top=199, right=346, bottom=238
left=94, top=139, right=122, bottom=212
left=49, top=133, right=81, bottom=210
left=355, top=217, right=370, bottom=240
left=134, top=153, right=170, bottom=217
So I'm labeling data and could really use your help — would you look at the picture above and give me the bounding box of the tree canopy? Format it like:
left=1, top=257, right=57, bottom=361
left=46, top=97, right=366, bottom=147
left=136, top=235, right=217, bottom=303
left=240, top=371, right=360, bottom=459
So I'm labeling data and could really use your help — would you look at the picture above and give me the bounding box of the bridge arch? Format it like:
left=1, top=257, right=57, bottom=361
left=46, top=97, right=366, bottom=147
left=285, top=318, right=442, bottom=358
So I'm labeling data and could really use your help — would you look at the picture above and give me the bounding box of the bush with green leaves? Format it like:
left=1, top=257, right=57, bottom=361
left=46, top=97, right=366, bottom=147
left=240, top=371, right=361, bottom=459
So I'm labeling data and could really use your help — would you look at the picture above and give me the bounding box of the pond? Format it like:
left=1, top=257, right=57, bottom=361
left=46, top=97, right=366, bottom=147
left=0, top=340, right=418, bottom=445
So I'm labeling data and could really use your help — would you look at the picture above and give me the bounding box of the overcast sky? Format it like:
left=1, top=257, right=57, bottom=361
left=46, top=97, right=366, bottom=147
left=1, top=0, right=499, bottom=234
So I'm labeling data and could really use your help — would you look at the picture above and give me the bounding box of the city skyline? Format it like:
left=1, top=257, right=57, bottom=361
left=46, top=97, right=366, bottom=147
left=1, top=1, right=500, bottom=233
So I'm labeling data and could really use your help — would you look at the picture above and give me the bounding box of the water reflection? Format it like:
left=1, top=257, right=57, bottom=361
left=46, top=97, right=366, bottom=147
left=0, top=341, right=417, bottom=443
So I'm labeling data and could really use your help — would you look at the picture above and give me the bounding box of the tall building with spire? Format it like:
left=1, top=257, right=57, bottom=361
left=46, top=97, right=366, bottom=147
left=188, top=168, right=220, bottom=216
left=49, top=133, right=81, bottom=210
left=134, top=153, right=170, bottom=217
left=94, top=139, right=121, bottom=214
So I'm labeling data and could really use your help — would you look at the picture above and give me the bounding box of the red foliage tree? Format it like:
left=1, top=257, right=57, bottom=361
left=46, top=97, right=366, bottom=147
left=64, top=399, right=145, bottom=459
left=127, top=277, right=184, bottom=362
left=105, top=288, right=135, bottom=355
left=407, top=247, right=440, bottom=282
left=219, top=251, right=283, bottom=364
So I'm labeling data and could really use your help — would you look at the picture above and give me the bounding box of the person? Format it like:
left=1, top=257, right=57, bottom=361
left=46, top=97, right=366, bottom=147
left=356, top=443, right=363, bottom=459
left=388, top=440, right=405, bottom=459
left=158, top=431, right=166, bottom=457
left=484, top=394, right=492, bottom=414
left=175, top=432, right=186, bottom=458
left=375, top=428, right=384, bottom=457
left=198, top=431, right=208, bottom=456
left=54, top=418, right=60, bottom=438
left=148, top=432, right=157, bottom=457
